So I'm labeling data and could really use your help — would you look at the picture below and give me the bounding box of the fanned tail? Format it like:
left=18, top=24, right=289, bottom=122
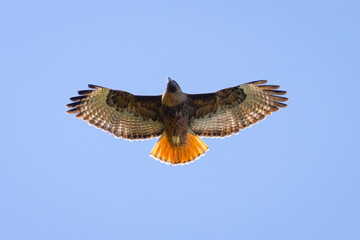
left=150, top=129, right=209, bottom=165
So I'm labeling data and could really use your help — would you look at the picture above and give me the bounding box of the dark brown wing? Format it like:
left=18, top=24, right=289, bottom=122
left=188, top=80, right=288, bottom=137
left=66, top=84, right=164, bottom=140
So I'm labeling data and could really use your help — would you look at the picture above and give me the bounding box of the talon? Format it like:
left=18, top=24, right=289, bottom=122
left=172, top=136, right=180, bottom=146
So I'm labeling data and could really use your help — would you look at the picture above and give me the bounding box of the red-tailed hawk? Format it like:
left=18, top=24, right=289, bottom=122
left=66, top=78, right=288, bottom=165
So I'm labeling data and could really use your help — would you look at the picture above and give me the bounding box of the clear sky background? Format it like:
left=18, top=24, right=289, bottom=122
left=1, top=0, right=359, bottom=239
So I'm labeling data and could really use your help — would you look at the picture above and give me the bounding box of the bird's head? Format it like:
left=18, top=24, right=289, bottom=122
left=165, top=77, right=182, bottom=93
left=162, top=77, right=186, bottom=106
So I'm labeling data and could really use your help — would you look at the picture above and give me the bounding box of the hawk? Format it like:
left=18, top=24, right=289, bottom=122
left=66, top=78, right=288, bottom=165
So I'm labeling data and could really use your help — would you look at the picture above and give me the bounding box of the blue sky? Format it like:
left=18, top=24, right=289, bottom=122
left=1, top=0, right=359, bottom=239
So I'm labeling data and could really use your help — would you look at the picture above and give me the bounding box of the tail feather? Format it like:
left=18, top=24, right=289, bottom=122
left=150, top=130, right=209, bottom=165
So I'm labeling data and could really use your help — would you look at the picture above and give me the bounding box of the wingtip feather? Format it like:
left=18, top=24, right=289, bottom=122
left=248, top=80, right=268, bottom=85
left=69, top=96, right=87, bottom=102
left=88, top=84, right=103, bottom=90
left=66, top=108, right=80, bottom=114
left=274, top=102, right=287, bottom=108
left=78, top=90, right=94, bottom=95
left=259, top=85, right=280, bottom=90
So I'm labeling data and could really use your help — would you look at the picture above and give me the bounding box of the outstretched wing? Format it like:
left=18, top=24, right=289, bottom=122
left=66, top=84, right=164, bottom=140
left=188, top=80, right=288, bottom=137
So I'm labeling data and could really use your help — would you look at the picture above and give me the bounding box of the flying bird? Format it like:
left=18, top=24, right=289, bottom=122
left=66, top=78, right=288, bottom=165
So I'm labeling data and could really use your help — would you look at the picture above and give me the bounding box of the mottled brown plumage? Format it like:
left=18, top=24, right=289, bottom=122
left=66, top=78, right=288, bottom=165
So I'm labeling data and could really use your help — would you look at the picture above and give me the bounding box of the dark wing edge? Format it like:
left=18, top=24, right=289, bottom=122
left=66, top=84, right=164, bottom=140
left=188, top=80, right=289, bottom=138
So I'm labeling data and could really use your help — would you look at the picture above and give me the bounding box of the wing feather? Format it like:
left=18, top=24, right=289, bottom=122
left=66, top=85, right=164, bottom=140
left=188, top=80, right=288, bottom=138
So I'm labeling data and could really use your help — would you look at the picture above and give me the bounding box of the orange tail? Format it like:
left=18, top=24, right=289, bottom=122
left=150, top=130, right=209, bottom=165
